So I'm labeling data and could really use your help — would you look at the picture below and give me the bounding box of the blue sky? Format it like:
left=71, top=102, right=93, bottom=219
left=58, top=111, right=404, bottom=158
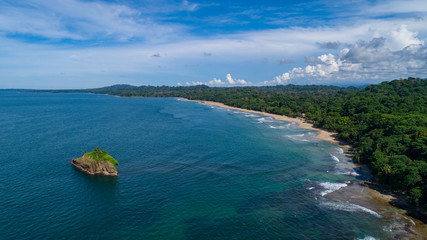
left=0, top=0, right=426, bottom=88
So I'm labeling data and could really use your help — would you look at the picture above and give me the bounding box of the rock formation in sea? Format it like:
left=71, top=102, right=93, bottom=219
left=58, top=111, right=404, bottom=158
left=71, top=147, right=118, bottom=176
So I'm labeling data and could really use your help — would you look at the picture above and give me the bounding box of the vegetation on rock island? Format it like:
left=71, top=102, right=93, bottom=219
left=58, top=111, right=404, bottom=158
left=71, top=147, right=119, bottom=176
left=82, top=147, right=119, bottom=166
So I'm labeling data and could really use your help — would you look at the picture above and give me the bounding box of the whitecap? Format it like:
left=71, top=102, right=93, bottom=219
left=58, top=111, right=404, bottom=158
left=330, top=154, right=340, bottom=162
left=335, top=170, right=360, bottom=176
left=320, top=201, right=381, bottom=218
left=292, top=134, right=305, bottom=137
left=357, top=236, right=378, bottom=240
left=336, top=147, right=344, bottom=154
left=319, top=182, right=348, bottom=196
left=257, top=117, right=274, bottom=123
left=268, top=124, right=290, bottom=129
left=277, top=124, right=292, bottom=129
left=306, top=187, right=315, bottom=190
left=244, top=113, right=257, bottom=117
left=286, top=133, right=312, bottom=142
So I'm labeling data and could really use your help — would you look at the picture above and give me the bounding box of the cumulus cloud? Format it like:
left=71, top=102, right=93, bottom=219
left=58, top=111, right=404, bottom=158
left=389, top=25, right=424, bottom=50
left=208, top=78, right=225, bottom=85
left=205, top=74, right=249, bottom=86
left=182, top=74, right=250, bottom=86
left=270, top=26, right=427, bottom=85
left=226, top=74, right=248, bottom=85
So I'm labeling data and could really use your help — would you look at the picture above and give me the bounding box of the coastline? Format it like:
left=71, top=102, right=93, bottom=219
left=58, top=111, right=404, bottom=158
left=183, top=98, right=426, bottom=239
left=184, top=99, right=352, bottom=150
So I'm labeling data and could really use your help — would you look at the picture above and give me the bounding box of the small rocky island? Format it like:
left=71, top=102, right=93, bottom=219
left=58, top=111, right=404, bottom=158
left=71, top=147, right=119, bottom=176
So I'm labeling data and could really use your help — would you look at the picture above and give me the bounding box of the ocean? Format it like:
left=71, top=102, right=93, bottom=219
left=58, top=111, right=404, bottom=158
left=0, top=91, right=412, bottom=239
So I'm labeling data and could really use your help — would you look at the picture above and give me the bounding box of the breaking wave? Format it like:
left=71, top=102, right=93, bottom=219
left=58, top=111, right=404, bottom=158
left=319, top=182, right=348, bottom=196
left=268, top=123, right=293, bottom=129
left=320, top=201, right=381, bottom=218
left=335, top=170, right=360, bottom=176
left=256, top=117, right=274, bottom=123
left=357, top=236, right=378, bottom=240
left=330, top=154, right=340, bottom=162
left=285, top=132, right=316, bottom=142
left=244, top=113, right=258, bottom=117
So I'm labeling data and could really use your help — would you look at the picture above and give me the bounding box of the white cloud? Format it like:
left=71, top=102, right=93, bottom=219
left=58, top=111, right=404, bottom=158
left=183, top=74, right=249, bottom=86
left=208, top=78, right=225, bottom=85
left=226, top=74, right=248, bottom=85
left=270, top=26, right=427, bottom=85
left=0, top=0, right=182, bottom=42
left=272, top=73, right=290, bottom=84
left=390, top=25, right=424, bottom=50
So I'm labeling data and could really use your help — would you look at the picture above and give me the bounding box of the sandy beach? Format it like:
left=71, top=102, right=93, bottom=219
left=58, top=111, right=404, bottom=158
left=184, top=98, right=427, bottom=239
left=185, top=99, right=352, bottom=150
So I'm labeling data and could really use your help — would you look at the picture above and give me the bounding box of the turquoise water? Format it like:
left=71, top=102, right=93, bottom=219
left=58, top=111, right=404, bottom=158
left=0, top=92, right=393, bottom=239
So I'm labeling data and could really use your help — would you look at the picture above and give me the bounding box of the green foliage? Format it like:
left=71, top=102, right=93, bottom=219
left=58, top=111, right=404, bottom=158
left=84, top=147, right=119, bottom=166
left=63, top=78, right=426, bottom=207
left=409, top=188, right=422, bottom=206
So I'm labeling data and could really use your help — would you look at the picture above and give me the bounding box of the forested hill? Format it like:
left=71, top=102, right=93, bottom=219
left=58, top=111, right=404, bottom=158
left=45, top=78, right=427, bottom=208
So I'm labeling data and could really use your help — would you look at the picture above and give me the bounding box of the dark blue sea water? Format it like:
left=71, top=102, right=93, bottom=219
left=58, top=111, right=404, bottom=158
left=0, top=92, right=405, bottom=239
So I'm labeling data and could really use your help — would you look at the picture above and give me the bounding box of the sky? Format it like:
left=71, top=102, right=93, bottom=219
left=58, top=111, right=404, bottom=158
left=0, top=0, right=426, bottom=89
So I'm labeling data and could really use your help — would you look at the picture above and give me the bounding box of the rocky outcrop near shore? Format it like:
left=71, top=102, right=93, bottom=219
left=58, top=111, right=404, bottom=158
left=71, top=157, right=118, bottom=176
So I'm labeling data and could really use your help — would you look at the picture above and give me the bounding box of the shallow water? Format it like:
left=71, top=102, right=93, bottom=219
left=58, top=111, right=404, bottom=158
left=0, top=91, right=404, bottom=239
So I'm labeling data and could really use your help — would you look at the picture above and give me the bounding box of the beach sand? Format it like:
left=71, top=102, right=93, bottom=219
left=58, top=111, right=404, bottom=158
left=184, top=98, right=426, bottom=239
left=186, top=99, right=352, bottom=149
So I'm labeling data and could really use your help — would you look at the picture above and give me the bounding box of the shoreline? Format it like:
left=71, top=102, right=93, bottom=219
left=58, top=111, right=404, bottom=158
left=183, top=98, right=426, bottom=239
left=184, top=99, right=352, bottom=150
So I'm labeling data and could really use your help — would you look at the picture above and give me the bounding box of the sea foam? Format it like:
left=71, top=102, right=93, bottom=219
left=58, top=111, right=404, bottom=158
left=320, top=201, right=381, bottom=218
left=336, top=147, right=344, bottom=154
left=286, top=132, right=316, bottom=142
left=357, top=236, right=378, bottom=240
left=268, top=123, right=292, bottom=129
left=330, top=154, right=340, bottom=162
left=335, top=170, right=360, bottom=176
left=257, top=117, right=274, bottom=123
left=319, top=182, right=348, bottom=196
